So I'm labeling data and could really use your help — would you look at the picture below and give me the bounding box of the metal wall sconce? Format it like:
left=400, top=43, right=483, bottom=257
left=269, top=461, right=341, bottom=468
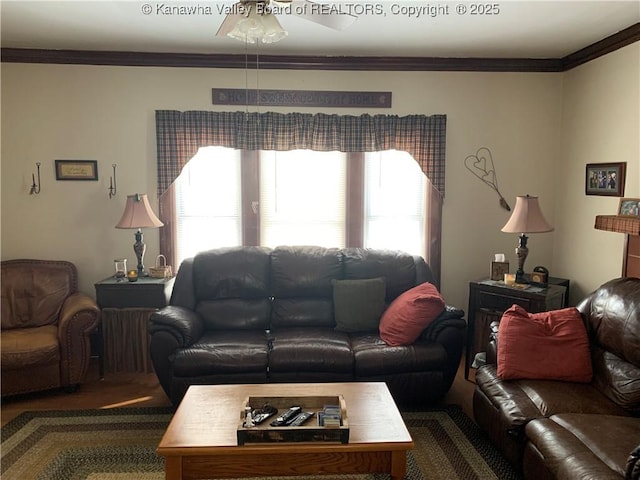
left=30, top=162, right=41, bottom=195
left=108, top=164, right=117, bottom=198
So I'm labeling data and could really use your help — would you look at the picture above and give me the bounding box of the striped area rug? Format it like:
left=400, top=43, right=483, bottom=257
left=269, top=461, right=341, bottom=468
left=1, top=406, right=521, bottom=480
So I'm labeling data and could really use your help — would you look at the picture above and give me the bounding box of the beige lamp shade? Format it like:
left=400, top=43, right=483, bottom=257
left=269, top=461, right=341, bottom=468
left=115, top=194, right=164, bottom=229
left=501, top=195, right=553, bottom=234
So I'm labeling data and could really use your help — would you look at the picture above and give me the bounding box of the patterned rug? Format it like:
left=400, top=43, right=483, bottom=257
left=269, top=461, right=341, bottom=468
left=1, top=406, right=522, bottom=480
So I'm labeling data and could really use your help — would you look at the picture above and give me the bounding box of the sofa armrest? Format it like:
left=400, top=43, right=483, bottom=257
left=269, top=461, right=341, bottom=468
left=475, top=365, right=545, bottom=438
left=57, top=292, right=100, bottom=385
left=420, top=305, right=466, bottom=387
left=420, top=305, right=466, bottom=342
left=149, top=306, right=205, bottom=348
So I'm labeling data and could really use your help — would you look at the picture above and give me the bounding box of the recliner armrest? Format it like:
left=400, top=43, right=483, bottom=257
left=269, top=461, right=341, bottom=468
left=149, top=306, right=205, bottom=348
left=475, top=365, right=545, bottom=439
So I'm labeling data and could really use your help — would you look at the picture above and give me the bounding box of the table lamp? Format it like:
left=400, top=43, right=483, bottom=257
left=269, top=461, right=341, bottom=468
left=115, top=193, right=164, bottom=275
left=501, top=195, right=553, bottom=283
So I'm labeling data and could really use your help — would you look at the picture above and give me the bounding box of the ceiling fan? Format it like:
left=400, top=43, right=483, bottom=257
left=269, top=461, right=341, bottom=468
left=216, top=0, right=358, bottom=44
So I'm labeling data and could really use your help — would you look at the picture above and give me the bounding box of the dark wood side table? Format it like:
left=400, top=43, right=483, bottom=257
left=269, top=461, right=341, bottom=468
left=95, top=276, right=175, bottom=374
left=465, top=278, right=569, bottom=380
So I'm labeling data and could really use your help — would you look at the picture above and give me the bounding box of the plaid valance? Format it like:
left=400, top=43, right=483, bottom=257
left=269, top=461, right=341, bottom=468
left=155, top=110, right=447, bottom=198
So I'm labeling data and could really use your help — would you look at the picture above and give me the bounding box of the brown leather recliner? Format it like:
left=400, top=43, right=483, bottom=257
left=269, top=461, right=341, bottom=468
left=1, top=259, right=100, bottom=397
left=473, top=277, right=640, bottom=479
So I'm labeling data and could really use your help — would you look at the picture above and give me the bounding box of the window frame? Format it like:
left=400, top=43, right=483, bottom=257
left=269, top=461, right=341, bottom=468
left=160, top=149, right=442, bottom=286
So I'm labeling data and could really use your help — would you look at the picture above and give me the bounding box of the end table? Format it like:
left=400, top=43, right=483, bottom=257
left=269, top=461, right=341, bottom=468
left=95, top=275, right=175, bottom=374
left=466, top=277, right=569, bottom=380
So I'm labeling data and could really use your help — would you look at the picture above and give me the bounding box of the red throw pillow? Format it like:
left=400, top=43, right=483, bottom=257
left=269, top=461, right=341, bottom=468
left=379, top=282, right=446, bottom=346
left=497, top=305, right=592, bottom=382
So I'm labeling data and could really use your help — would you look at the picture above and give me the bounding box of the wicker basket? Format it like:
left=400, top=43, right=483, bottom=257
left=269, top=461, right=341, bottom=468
left=148, top=254, right=172, bottom=278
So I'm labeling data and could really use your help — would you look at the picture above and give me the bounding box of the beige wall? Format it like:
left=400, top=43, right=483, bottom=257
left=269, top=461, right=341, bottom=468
left=553, top=42, right=640, bottom=303
left=1, top=44, right=637, bottom=310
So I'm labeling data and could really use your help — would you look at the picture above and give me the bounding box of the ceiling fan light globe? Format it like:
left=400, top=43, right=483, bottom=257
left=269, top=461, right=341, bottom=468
left=225, top=8, right=287, bottom=44
left=260, top=13, right=287, bottom=43
left=227, top=16, right=263, bottom=43
left=261, top=30, right=287, bottom=43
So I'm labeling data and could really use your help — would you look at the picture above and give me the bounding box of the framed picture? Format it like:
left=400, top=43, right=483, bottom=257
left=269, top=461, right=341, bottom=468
left=585, top=162, right=626, bottom=196
left=618, top=198, right=640, bottom=217
left=55, top=160, right=98, bottom=181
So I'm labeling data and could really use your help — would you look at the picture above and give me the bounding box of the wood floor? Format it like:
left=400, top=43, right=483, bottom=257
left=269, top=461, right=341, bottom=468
left=1, top=358, right=477, bottom=427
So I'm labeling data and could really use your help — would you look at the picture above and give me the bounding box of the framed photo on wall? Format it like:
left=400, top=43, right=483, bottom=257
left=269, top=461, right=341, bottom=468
left=618, top=198, right=640, bottom=217
left=585, top=162, right=626, bottom=196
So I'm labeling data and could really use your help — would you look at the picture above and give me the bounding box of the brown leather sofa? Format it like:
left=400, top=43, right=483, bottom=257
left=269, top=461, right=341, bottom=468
left=473, top=277, right=640, bottom=479
left=1, top=259, right=100, bottom=397
left=149, top=246, right=466, bottom=406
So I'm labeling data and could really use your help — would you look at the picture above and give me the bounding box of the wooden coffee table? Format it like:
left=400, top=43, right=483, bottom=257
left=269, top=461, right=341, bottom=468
left=157, top=382, right=413, bottom=479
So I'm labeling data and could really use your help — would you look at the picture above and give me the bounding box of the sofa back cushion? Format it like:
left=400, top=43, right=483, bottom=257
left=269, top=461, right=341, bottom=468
left=193, top=247, right=271, bottom=330
left=270, top=246, right=342, bottom=328
left=1, top=259, right=77, bottom=330
left=577, top=277, right=640, bottom=413
left=342, top=248, right=417, bottom=302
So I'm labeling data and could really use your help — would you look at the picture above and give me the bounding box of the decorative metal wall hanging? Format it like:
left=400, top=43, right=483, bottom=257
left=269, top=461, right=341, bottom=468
left=464, top=147, right=511, bottom=211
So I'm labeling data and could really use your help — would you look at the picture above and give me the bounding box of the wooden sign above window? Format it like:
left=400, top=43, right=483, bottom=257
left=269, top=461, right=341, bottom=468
left=212, top=89, right=392, bottom=108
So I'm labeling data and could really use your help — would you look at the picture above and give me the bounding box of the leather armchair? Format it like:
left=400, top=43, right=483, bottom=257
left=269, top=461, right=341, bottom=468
left=1, top=259, right=100, bottom=396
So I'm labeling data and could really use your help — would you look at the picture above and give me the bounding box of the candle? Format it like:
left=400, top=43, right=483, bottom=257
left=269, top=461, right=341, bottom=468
left=504, top=273, right=516, bottom=286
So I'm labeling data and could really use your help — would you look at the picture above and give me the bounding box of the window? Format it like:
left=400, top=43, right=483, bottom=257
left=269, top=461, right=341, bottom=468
left=364, top=151, right=426, bottom=255
left=260, top=150, right=346, bottom=248
left=173, top=147, right=428, bottom=267
left=174, top=147, right=242, bottom=264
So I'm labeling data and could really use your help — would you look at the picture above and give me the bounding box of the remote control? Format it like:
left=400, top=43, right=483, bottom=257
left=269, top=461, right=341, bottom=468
left=252, top=410, right=276, bottom=424
left=287, top=411, right=314, bottom=426
left=270, top=406, right=302, bottom=426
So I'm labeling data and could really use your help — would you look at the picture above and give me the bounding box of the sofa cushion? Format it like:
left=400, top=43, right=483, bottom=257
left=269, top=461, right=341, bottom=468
left=270, top=246, right=342, bottom=298
left=351, top=333, right=447, bottom=376
left=497, top=305, right=592, bottom=382
left=525, top=414, right=640, bottom=479
left=332, top=277, right=386, bottom=333
left=577, top=278, right=640, bottom=413
left=342, top=248, right=416, bottom=302
left=591, top=346, right=640, bottom=414
left=268, top=327, right=353, bottom=374
left=196, top=298, right=271, bottom=331
left=172, top=330, right=269, bottom=376
left=378, top=282, right=445, bottom=346
left=580, top=277, right=640, bottom=367
left=193, top=247, right=271, bottom=301
left=1, top=260, right=76, bottom=330
left=0, top=325, right=59, bottom=368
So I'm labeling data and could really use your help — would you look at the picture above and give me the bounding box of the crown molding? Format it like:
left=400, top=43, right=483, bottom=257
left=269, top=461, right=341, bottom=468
left=1, top=23, right=638, bottom=72
left=562, top=23, right=640, bottom=70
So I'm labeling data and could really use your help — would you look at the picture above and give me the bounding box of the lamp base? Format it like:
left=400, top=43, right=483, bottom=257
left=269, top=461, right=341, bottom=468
left=515, top=234, right=529, bottom=283
left=133, top=228, right=147, bottom=275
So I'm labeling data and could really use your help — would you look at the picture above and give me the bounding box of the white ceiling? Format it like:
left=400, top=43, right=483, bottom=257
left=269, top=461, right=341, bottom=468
left=1, top=1, right=639, bottom=59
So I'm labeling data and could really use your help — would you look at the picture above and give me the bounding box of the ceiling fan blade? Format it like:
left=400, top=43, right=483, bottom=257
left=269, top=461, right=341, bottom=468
left=291, top=0, right=357, bottom=31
